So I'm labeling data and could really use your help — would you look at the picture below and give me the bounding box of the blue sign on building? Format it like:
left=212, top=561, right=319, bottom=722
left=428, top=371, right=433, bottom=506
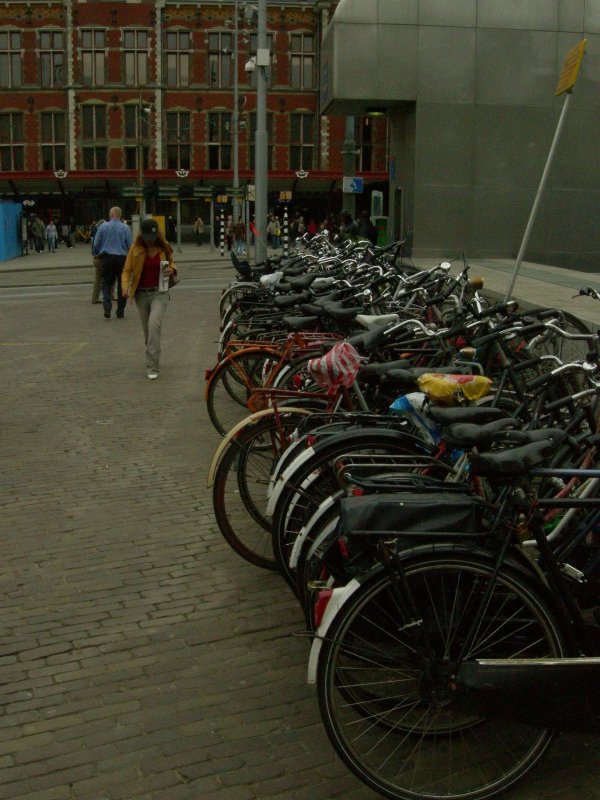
left=342, top=177, right=364, bottom=193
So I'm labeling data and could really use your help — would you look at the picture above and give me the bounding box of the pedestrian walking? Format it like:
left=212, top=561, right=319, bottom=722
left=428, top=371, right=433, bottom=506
left=90, top=219, right=105, bottom=304
left=166, top=215, right=177, bottom=243
left=26, top=217, right=35, bottom=253
left=267, top=215, right=281, bottom=249
left=225, top=215, right=234, bottom=251
left=32, top=217, right=45, bottom=253
left=46, top=221, right=58, bottom=252
left=92, top=207, right=132, bottom=319
left=194, top=217, right=204, bottom=246
left=121, top=218, right=178, bottom=380
left=60, top=221, right=72, bottom=248
left=233, top=220, right=246, bottom=256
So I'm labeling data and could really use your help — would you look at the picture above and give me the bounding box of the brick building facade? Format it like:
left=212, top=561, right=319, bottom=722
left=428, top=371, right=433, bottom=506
left=0, top=0, right=387, bottom=227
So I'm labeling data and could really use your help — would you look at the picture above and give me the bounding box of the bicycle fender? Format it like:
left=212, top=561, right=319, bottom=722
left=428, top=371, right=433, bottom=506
left=206, top=406, right=312, bottom=487
left=304, top=516, right=341, bottom=565
left=307, top=578, right=361, bottom=685
left=267, top=445, right=317, bottom=517
left=269, top=428, right=433, bottom=517
left=289, top=493, right=341, bottom=569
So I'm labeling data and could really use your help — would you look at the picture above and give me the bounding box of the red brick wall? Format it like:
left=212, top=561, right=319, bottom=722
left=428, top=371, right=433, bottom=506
left=0, top=1, right=387, bottom=180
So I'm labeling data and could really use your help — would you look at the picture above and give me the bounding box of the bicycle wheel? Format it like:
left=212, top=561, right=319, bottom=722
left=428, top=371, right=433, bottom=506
left=206, top=347, right=284, bottom=436
left=212, top=410, right=310, bottom=569
left=317, top=552, right=566, bottom=800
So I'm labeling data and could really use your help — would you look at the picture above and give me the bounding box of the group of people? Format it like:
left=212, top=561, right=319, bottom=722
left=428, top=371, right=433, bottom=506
left=91, top=208, right=177, bottom=381
left=273, top=209, right=379, bottom=247
left=25, top=218, right=75, bottom=254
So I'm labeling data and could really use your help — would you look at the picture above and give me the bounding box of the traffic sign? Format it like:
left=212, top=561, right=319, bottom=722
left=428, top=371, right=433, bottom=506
left=279, top=191, right=292, bottom=201
left=343, top=177, right=363, bottom=194
left=556, top=39, right=587, bottom=96
left=217, top=195, right=228, bottom=203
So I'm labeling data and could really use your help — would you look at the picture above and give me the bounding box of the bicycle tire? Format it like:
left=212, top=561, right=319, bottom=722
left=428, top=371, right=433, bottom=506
left=212, top=410, right=310, bottom=569
left=206, top=346, right=285, bottom=436
left=317, top=551, right=566, bottom=800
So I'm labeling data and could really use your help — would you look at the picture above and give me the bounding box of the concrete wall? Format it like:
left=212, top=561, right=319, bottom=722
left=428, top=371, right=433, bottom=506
left=321, top=0, right=600, bottom=270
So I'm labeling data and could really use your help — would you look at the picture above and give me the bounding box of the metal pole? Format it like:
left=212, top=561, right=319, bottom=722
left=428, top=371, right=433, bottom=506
left=341, top=115, right=356, bottom=218
left=232, top=0, right=240, bottom=223
left=504, top=92, right=572, bottom=301
left=209, top=197, right=215, bottom=253
left=138, top=99, right=145, bottom=218
left=220, top=205, right=225, bottom=257
left=254, top=0, right=268, bottom=263
left=176, top=196, right=182, bottom=253
left=282, top=204, right=289, bottom=257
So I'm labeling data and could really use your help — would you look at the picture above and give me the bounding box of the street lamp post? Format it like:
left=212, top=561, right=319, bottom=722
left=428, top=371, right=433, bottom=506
left=138, top=102, right=152, bottom=218
left=232, top=0, right=241, bottom=224
left=254, top=0, right=268, bottom=263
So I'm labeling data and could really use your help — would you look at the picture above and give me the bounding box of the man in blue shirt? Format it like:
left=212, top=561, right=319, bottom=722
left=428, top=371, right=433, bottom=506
left=92, top=206, right=132, bottom=319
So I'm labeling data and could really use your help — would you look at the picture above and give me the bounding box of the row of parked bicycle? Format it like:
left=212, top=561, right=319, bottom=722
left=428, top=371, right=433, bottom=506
left=204, top=232, right=599, bottom=800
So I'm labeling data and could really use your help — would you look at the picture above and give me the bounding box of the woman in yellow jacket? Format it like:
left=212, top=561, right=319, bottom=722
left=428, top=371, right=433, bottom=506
left=122, top=218, right=178, bottom=380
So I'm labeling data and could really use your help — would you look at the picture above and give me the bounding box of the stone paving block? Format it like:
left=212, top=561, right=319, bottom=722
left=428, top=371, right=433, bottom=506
left=0, top=278, right=594, bottom=800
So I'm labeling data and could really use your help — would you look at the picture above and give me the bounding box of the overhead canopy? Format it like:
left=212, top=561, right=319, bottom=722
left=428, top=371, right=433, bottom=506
left=320, top=0, right=418, bottom=115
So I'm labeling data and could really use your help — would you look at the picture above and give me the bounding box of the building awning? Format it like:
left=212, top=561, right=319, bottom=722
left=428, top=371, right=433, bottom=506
left=0, top=170, right=388, bottom=200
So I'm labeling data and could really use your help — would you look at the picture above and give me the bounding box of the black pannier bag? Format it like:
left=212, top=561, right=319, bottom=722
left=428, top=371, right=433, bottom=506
left=339, top=491, right=484, bottom=538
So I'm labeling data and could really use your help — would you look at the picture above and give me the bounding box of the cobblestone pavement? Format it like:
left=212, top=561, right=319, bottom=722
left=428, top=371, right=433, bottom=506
left=0, top=263, right=597, bottom=799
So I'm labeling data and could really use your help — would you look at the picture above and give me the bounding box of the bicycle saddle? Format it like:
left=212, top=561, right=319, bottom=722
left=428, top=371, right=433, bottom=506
left=274, top=290, right=312, bottom=309
left=281, top=315, right=320, bottom=331
left=443, top=418, right=519, bottom=450
left=357, top=360, right=412, bottom=379
left=286, top=273, right=318, bottom=290
left=355, top=313, right=400, bottom=330
left=321, top=302, right=365, bottom=322
left=428, top=406, right=508, bottom=426
left=469, top=434, right=566, bottom=478
left=347, top=327, right=387, bottom=353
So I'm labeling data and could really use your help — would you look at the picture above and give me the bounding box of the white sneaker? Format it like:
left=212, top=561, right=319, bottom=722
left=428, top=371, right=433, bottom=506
left=147, top=370, right=159, bottom=380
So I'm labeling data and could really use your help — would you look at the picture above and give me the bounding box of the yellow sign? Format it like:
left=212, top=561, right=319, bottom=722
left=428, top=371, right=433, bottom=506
left=217, top=195, right=228, bottom=203
left=279, top=191, right=292, bottom=201
left=555, top=39, right=587, bottom=96
left=170, top=196, right=178, bottom=202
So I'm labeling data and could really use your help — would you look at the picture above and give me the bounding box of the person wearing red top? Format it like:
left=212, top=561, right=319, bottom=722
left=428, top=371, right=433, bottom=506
left=121, top=218, right=178, bottom=380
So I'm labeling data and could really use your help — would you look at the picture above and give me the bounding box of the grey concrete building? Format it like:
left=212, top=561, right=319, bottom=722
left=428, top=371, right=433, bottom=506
left=320, top=0, right=600, bottom=271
